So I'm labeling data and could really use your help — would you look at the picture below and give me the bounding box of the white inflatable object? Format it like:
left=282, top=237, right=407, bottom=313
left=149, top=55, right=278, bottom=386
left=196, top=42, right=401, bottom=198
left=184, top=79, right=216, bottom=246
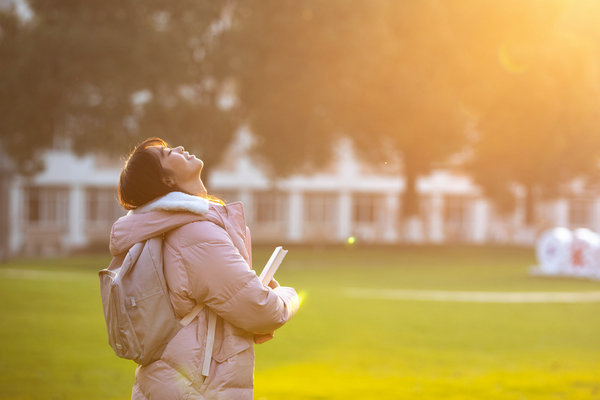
left=536, top=227, right=573, bottom=274
left=570, top=228, right=600, bottom=277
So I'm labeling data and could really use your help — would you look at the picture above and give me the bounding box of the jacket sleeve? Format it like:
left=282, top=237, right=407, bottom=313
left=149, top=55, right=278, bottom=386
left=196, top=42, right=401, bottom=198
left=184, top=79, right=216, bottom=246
left=178, top=222, right=299, bottom=334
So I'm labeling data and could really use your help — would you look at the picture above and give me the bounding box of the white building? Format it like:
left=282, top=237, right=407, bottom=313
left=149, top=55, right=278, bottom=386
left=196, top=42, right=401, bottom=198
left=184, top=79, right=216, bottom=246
left=6, top=135, right=600, bottom=256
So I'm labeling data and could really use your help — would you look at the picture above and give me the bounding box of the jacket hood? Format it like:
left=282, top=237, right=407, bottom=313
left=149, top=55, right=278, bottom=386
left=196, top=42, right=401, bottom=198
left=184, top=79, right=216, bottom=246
left=109, top=192, right=211, bottom=256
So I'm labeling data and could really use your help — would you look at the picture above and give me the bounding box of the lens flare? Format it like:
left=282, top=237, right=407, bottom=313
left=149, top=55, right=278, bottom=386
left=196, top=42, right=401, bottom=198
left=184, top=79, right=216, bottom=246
left=298, top=290, right=307, bottom=307
left=498, top=42, right=528, bottom=74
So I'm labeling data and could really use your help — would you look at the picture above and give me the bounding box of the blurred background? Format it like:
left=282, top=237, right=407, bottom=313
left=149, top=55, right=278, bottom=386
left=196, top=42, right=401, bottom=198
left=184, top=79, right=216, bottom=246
left=1, top=1, right=600, bottom=399
left=2, top=0, right=600, bottom=257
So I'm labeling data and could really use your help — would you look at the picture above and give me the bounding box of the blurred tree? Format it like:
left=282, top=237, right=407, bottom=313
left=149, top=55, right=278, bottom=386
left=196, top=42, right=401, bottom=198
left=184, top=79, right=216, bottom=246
left=217, top=0, right=347, bottom=178
left=334, top=2, right=470, bottom=219
left=221, top=0, right=600, bottom=230
left=455, top=1, right=600, bottom=225
left=221, top=1, right=470, bottom=223
left=0, top=0, right=236, bottom=182
left=5, top=0, right=599, bottom=232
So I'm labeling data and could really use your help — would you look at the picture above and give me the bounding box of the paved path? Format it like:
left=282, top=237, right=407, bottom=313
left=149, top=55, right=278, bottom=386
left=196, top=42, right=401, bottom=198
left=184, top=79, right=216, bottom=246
left=4, top=268, right=600, bottom=303
left=344, top=288, right=600, bottom=303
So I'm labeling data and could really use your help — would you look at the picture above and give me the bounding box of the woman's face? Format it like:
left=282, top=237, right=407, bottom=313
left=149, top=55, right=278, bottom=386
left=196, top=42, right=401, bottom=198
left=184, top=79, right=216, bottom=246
left=148, top=145, right=206, bottom=194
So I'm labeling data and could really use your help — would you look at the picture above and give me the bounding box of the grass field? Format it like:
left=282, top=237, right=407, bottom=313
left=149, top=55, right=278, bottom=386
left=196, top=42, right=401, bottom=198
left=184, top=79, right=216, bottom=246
left=1, top=245, right=599, bottom=400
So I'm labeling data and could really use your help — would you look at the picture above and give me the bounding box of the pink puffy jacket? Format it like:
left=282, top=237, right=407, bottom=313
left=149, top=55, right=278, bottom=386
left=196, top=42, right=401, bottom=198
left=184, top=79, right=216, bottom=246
left=109, top=200, right=299, bottom=400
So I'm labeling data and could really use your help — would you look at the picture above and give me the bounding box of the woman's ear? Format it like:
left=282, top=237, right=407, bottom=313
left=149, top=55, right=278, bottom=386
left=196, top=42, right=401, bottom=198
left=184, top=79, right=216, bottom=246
left=162, top=175, right=177, bottom=188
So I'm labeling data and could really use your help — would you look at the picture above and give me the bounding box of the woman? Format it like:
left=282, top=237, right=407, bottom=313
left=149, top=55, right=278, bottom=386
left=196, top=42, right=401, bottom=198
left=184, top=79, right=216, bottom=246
left=109, top=138, right=300, bottom=399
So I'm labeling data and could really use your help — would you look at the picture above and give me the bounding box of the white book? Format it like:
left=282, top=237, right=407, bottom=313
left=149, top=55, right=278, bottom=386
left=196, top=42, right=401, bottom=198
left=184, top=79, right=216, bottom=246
left=259, top=246, right=288, bottom=286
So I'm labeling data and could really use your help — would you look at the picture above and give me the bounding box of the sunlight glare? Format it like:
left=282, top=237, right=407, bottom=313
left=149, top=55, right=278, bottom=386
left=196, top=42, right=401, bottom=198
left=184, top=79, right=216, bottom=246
left=497, top=42, right=529, bottom=74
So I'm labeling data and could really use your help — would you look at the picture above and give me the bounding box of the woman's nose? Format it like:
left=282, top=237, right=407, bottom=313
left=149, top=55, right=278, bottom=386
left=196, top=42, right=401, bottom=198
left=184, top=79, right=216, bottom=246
left=174, top=146, right=184, bottom=153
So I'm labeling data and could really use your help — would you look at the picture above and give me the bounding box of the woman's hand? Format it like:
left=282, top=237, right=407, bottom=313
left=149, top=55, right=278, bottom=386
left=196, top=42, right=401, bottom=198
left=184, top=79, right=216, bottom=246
left=253, top=280, right=280, bottom=343
left=253, top=332, right=274, bottom=344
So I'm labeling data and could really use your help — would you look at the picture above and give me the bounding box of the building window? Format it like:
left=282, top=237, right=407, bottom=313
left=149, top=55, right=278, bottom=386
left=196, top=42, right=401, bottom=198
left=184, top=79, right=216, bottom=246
left=570, top=198, right=593, bottom=228
left=24, top=186, right=69, bottom=227
left=254, top=191, right=287, bottom=224
left=86, top=187, right=124, bottom=225
left=444, top=195, right=470, bottom=240
left=305, top=192, right=336, bottom=224
left=352, top=193, right=383, bottom=224
left=26, top=187, right=40, bottom=223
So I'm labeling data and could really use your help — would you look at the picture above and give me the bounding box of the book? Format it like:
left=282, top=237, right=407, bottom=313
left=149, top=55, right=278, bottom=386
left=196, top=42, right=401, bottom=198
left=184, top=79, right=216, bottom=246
left=259, top=246, right=288, bottom=286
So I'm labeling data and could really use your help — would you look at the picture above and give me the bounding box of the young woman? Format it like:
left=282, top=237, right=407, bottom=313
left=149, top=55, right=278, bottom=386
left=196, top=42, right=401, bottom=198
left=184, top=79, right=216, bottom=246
left=109, top=138, right=299, bottom=399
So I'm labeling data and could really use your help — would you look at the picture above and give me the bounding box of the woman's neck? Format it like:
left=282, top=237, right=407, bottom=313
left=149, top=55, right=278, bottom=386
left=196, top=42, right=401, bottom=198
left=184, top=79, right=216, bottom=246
left=178, top=179, right=207, bottom=197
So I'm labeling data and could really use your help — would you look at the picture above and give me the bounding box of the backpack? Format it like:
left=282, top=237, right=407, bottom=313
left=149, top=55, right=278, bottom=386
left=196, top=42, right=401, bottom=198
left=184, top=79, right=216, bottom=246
left=99, top=236, right=215, bottom=372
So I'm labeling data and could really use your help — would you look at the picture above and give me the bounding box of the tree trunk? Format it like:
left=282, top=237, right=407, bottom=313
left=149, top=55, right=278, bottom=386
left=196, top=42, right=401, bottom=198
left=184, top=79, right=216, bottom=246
left=524, top=184, right=535, bottom=227
left=400, top=160, right=425, bottom=242
left=402, top=163, right=419, bottom=218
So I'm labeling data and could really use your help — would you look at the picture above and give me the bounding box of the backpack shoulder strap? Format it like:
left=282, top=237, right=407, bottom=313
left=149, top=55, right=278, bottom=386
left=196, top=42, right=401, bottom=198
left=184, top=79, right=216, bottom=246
left=178, top=304, right=217, bottom=378
left=179, top=304, right=204, bottom=326
left=202, top=311, right=217, bottom=378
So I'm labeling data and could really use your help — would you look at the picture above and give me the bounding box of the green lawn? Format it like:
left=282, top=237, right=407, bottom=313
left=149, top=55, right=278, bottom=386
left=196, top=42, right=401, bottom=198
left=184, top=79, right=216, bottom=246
left=1, top=246, right=599, bottom=399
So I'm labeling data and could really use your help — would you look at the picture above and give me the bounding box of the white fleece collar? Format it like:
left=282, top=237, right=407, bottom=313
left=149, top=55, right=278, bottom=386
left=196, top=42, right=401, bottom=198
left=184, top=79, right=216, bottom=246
left=130, top=191, right=210, bottom=215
